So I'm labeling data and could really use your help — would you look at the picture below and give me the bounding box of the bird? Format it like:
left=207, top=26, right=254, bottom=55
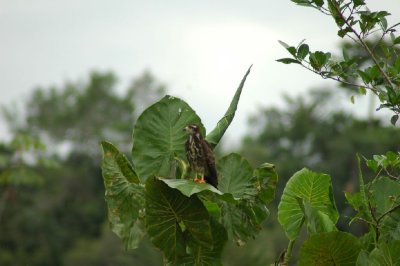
left=184, top=124, right=218, bottom=188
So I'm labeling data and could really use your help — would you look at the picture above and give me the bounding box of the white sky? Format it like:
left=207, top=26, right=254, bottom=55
left=1, top=1, right=399, bottom=145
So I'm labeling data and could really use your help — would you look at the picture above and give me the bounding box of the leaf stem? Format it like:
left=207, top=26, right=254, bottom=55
left=377, top=204, right=400, bottom=224
left=283, top=239, right=296, bottom=265
left=298, top=61, right=375, bottom=92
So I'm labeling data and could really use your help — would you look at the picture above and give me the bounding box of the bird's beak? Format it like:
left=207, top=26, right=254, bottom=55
left=183, top=126, right=188, bottom=132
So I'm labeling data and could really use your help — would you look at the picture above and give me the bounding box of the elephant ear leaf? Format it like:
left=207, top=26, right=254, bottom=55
left=145, top=177, right=213, bottom=263
left=217, top=153, right=273, bottom=245
left=172, top=219, right=228, bottom=266
left=132, top=96, right=204, bottom=182
left=299, top=232, right=361, bottom=266
left=278, top=168, right=338, bottom=240
left=206, top=65, right=252, bottom=147
left=101, top=141, right=144, bottom=250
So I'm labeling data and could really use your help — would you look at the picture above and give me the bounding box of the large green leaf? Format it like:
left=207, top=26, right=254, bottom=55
left=159, top=178, right=238, bottom=203
left=145, top=177, right=213, bottom=262
left=356, top=250, right=369, bottom=266
left=298, top=231, right=362, bottom=266
left=217, top=153, right=270, bottom=244
left=217, top=153, right=257, bottom=199
left=220, top=200, right=269, bottom=246
left=368, top=241, right=400, bottom=265
left=159, top=178, right=222, bottom=196
left=278, top=168, right=338, bottom=240
left=368, top=176, right=400, bottom=216
left=223, top=163, right=275, bottom=244
left=132, top=95, right=204, bottom=182
left=101, top=141, right=144, bottom=250
left=172, top=219, right=228, bottom=266
left=205, top=66, right=252, bottom=147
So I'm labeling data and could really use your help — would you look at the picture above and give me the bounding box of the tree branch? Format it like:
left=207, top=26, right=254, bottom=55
left=377, top=203, right=400, bottom=224
left=332, top=2, right=395, bottom=88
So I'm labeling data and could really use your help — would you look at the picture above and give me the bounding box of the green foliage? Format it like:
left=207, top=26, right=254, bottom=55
left=146, top=177, right=213, bottom=262
left=218, top=153, right=256, bottom=199
left=160, top=178, right=224, bottom=198
left=241, top=88, right=400, bottom=264
left=101, top=67, right=278, bottom=264
left=344, top=152, right=400, bottom=249
left=279, top=0, right=400, bottom=123
left=0, top=71, right=166, bottom=266
left=21, top=71, right=165, bottom=154
left=278, top=168, right=338, bottom=240
left=217, top=154, right=275, bottom=245
left=369, top=177, right=400, bottom=218
left=101, top=141, right=144, bottom=250
left=0, top=133, right=56, bottom=186
left=4, top=1, right=400, bottom=264
left=172, top=218, right=228, bottom=266
left=254, top=163, right=278, bottom=204
left=274, top=2, right=400, bottom=264
left=131, top=96, right=204, bottom=183
left=368, top=241, right=400, bottom=265
left=298, top=231, right=362, bottom=266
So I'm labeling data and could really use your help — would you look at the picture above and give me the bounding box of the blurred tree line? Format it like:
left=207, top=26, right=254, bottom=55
left=0, top=71, right=165, bottom=265
left=1, top=54, right=400, bottom=265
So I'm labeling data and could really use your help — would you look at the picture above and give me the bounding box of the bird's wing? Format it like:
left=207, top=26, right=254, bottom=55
left=201, top=140, right=218, bottom=187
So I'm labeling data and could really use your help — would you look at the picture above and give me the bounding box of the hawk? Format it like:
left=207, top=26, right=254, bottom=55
left=184, top=124, right=218, bottom=188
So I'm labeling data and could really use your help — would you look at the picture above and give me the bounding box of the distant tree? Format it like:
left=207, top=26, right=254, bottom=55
left=0, top=70, right=166, bottom=266
left=23, top=70, right=165, bottom=155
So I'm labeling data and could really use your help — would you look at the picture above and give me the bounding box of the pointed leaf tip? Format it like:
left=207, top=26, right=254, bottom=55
left=206, top=66, right=252, bottom=147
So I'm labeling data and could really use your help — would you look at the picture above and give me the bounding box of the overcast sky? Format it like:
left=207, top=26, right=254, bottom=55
left=1, top=1, right=399, bottom=145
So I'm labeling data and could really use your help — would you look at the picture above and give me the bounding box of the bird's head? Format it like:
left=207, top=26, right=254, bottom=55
left=184, top=124, right=200, bottom=136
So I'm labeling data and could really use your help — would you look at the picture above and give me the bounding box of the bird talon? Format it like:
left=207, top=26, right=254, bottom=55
left=193, top=176, right=206, bottom=184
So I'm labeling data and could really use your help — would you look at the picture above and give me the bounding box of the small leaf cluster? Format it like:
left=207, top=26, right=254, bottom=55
left=278, top=0, right=400, bottom=124
left=101, top=67, right=278, bottom=265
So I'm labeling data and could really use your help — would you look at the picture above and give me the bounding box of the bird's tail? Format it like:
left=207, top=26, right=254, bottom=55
left=205, top=166, right=218, bottom=188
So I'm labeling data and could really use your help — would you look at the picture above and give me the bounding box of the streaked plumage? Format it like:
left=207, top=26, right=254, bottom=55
left=184, top=124, right=218, bottom=188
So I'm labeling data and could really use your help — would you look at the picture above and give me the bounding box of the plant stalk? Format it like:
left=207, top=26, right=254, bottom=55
left=283, top=239, right=296, bottom=265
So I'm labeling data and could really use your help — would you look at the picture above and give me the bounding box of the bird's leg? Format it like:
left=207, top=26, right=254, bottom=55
left=193, top=173, right=205, bottom=184
left=198, top=173, right=206, bottom=184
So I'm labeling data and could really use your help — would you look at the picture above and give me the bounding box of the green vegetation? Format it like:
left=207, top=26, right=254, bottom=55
left=100, top=68, right=278, bottom=265
left=1, top=0, right=400, bottom=265
left=275, top=0, right=400, bottom=264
